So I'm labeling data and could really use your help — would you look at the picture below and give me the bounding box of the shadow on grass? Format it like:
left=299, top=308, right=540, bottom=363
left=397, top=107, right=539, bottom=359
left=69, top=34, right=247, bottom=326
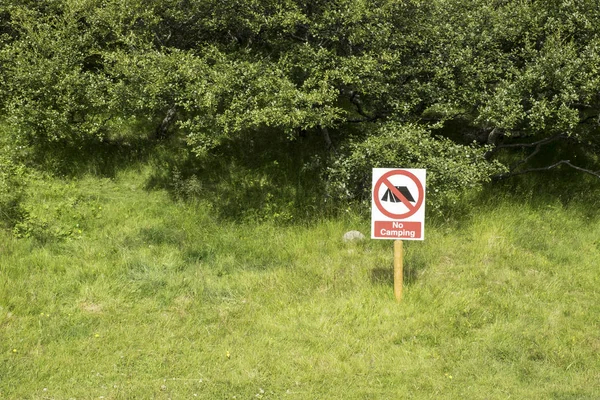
left=472, top=168, right=600, bottom=224
left=370, top=264, right=419, bottom=286
left=27, top=135, right=157, bottom=178
left=488, top=139, right=600, bottom=211
left=145, top=128, right=334, bottom=223
left=429, top=149, right=600, bottom=233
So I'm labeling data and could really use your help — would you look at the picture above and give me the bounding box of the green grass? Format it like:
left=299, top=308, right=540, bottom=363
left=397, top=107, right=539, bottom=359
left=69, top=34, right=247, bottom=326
left=1, top=164, right=600, bottom=399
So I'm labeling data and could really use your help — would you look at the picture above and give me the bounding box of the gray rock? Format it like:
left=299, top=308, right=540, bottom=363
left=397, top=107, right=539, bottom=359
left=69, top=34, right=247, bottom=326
left=343, top=230, right=366, bottom=242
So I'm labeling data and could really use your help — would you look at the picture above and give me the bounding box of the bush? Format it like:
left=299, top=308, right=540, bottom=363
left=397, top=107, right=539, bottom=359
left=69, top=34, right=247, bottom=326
left=327, top=122, right=506, bottom=215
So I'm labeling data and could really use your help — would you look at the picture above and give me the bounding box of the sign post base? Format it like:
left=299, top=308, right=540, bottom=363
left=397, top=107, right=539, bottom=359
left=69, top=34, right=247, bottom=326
left=394, top=240, right=403, bottom=301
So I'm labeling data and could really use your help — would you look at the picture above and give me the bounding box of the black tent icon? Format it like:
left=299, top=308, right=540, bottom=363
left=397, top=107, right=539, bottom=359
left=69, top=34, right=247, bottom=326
left=381, top=186, right=415, bottom=203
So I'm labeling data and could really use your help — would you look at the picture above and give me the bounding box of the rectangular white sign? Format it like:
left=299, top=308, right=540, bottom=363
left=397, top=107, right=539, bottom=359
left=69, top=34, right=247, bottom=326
left=371, top=168, right=426, bottom=240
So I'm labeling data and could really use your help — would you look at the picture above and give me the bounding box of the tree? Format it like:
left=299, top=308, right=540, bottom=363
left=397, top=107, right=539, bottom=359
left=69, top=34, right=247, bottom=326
left=423, top=0, right=600, bottom=179
left=1, top=0, right=598, bottom=211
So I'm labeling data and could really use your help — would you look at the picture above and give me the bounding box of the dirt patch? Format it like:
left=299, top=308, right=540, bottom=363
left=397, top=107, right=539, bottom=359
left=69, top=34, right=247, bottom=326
left=80, top=302, right=103, bottom=314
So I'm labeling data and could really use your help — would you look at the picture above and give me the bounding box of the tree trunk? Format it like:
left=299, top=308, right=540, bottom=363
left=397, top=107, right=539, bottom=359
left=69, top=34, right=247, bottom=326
left=319, top=125, right=336, bottom=153
left=155, top=105, right=177, bottom=140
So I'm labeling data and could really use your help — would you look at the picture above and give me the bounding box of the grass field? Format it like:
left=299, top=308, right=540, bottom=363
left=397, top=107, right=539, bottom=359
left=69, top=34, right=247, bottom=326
left=1, top=159, right=600, bottom=399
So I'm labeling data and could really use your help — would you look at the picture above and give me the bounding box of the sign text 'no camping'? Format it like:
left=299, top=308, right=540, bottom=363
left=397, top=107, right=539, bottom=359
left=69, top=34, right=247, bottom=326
left=371, top=168, right=426, bottom=240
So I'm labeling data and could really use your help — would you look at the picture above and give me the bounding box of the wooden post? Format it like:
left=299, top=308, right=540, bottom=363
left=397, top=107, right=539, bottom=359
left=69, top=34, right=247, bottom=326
left=394, top=240, right=403, bottom=301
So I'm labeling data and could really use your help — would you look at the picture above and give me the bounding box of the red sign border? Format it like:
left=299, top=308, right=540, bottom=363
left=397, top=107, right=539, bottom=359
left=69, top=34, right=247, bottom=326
left=373, top=169, right=424, bottom=219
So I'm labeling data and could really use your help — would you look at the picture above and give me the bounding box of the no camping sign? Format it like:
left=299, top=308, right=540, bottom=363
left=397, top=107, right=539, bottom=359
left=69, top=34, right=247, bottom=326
left=371, top=168, right=426, bottom=240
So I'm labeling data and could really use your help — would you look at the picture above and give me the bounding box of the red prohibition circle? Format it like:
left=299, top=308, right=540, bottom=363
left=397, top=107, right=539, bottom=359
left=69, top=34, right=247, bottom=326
left=373, top=170, right=424, bottom=219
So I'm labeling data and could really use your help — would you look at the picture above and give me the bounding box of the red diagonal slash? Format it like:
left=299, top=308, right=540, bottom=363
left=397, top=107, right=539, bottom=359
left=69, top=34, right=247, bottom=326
left=382, top=178, right=417, bottom=214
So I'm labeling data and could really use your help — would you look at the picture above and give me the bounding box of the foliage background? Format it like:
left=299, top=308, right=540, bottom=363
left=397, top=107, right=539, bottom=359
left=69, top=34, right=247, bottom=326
left=2, top=0, right=599, bottom=226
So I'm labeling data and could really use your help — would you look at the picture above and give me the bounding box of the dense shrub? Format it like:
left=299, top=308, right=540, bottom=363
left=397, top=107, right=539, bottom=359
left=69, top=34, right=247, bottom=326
left=327, top=122, right=506, bottom=214
left=1, top=0, right=599, bottom=231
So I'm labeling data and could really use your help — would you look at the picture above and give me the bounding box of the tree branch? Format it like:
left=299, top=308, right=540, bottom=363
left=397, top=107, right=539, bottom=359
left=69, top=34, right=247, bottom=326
left=346, top=117, right=380, bottom=123
left=319, top=125, right=337, bottom=154
left=345, top=90, right=383, bottom=123
left=155, top=105, right=177, bottom=140
left=420, top=111, right=469, bottom=123
left=485, top=133, right=567, bottom=159
left=509, top=134, right=568, bottom=171
left=349, top=90, right=370, bottom=118
left=492, top=160, right=600, bottom=181
left=579, top=113, right=600, bottom=125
